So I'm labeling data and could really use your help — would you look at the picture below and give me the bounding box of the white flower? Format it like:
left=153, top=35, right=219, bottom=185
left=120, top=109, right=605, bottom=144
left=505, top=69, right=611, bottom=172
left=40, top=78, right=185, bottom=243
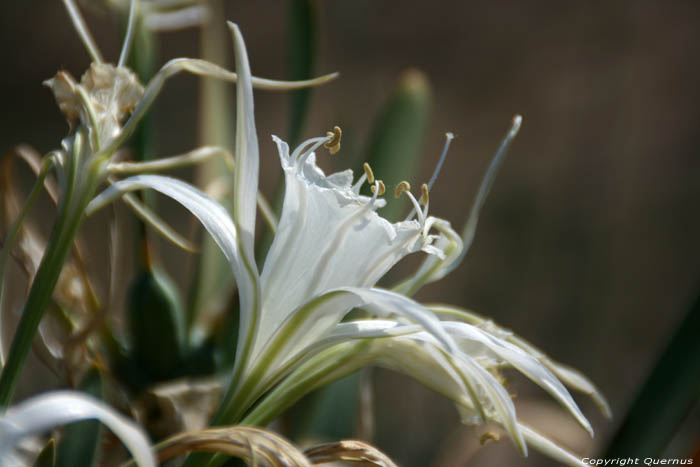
left=0, top=391, right=155, bottom=467
left=89, top=22, right=609, bottom=466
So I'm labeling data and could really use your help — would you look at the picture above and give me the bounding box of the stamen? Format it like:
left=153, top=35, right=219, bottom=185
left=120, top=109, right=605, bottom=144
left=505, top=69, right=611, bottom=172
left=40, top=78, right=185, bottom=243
left=370, top=180, right=386, bottom=196
left=427, top=132, right=454, bottom=191
left=457, top=114, right=522, bottom=265
left=352, top=173, right=367, bottom=194
left=394, top=181, right=425, bottom=225
left=118, top=0, right=137, bottom=67
left=324, top=125, right=342, bottom=155
left=394, top=181, right=411, bottom=199
left=419, top=183, right=429, bottom=206
left=363, top=162, right=375, bottom=184
left=63, top=0, right=104, bottom=63
left=293, top=136, right=330, bottom=168
left=291, top=136, right=327, bottom=159
left=480, top=432, right=501, bottom=445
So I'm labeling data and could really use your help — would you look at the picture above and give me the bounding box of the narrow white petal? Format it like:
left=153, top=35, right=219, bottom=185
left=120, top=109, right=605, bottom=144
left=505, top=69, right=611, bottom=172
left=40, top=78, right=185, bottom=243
left=0, top=391, right=154, bottom=467
left=429, top=303, right=611, bottom=418
left=505, top=334, right=612, bottom=419
left=87, top=175, right=259, bottom=366
left=394, top=217, right=463, bottom=295
left=228, top=22, right=259, bottom=259
left=441, top=321, right=593, bottom=436
left=88, top=175, right=237, bottom=267
left=399, top=331, right=526, bottom=454
left=256, top=287, right=458, bottom=376
left=543, top=363, right=612, bottom=419
left=519, top=424, right=587, bottom=467
left=225, top=23, right=263, bottom=374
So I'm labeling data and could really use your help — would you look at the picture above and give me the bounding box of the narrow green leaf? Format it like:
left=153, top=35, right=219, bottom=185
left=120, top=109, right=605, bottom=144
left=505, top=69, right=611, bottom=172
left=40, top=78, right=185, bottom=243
left=33, top=439, right=56, bottom=467
left=56, top=370, right=102, bottom=467
left=605, top=290, right=700, bottom=457
left=363, top=69, right=432, bottom=221
left=127, top=266, right=185, bottom=385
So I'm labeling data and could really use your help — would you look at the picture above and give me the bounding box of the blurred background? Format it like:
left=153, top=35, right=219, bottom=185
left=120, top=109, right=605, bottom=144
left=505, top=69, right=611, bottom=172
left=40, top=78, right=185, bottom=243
left=1, top=1, right=700, bottom=466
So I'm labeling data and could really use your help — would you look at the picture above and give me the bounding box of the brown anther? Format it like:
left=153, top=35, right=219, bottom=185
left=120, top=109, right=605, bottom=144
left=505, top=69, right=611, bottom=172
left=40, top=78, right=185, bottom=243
left=324, top=125, right=342, bottom=155
left=362, top=162, right=375, bottom=184
left=394, top=180, right=411, bottom=199
left=370, top=180, right=386, bottom=196
left=479, top=432, right=500, bottom=445
left=419, top=183, right=429, bottom=206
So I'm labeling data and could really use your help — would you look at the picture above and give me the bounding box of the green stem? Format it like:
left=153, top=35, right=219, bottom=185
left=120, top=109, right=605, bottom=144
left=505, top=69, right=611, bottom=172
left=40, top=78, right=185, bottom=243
left=0, top=159, right=55, bottom=351
left=184, top=342, right=371, bottom=467
left=242, top=342, right=371, bottom=427
left=0, top=159, right=103, bottom=408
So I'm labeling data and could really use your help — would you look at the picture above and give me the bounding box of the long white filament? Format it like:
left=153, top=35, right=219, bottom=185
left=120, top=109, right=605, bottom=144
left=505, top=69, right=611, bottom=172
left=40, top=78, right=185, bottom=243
left=118, top=0, right=139, bottom=68
left=62, top=0, right=104, bottom=63
left=457, top=115, right=522, bottom=265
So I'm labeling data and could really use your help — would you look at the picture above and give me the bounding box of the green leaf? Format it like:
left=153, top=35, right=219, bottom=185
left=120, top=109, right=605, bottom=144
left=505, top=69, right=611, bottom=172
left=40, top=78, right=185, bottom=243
left=56, top=370, right=102, bottom=467
left=605, top=290, right=700, bottom=457
left=363, top=69, right=432, bottom=221
left=127, top=266, right=185, bottom=384
left=33, top=439, right=56, bottom=467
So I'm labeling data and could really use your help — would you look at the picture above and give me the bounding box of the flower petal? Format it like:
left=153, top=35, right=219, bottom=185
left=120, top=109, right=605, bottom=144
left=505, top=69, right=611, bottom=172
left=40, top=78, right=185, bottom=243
left=388, top=334, right=527, bottom=454
left=440, top=321, right=593, bottom=436
left=393, top=217, right=463, bottom=296
left=253, top=287, right=458, bottom=379
left=227, top=22, right=259, bottom=258
left=0, top=391, right=154, bottom=467
left=429, top=303, right=611, bottom=418
left=87, top=175, right=259, bottom=367
left=257, top=137, right=425, bottom=350
left=519, top=424, right=587, bottom=467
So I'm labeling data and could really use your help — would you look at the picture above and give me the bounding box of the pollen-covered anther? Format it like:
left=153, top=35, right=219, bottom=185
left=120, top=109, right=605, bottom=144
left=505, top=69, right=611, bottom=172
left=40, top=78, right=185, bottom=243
left=362, top=162, right=375, bottom=184
left=419, top=183, right=429, bottom=206
left=480, top=432, right=501, bottom=445
left=370, top=180, right=385, bottom=196
left=394, top=180, right=411, bottom=199
left=324, top=125, right=342, bottom=155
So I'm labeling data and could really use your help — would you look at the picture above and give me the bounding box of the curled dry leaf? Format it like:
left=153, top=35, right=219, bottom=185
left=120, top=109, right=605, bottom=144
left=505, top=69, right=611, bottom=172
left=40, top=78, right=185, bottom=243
left=132, top=378, right=221, bottom=440
left=155, top=426, right=312, bottom=466
left=304, top=440, right=399, bottom=467
left=0, top=145, right=99, bottom=380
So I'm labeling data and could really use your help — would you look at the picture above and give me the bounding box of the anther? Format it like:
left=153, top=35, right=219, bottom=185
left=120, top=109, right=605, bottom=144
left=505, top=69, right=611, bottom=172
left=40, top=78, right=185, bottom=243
left=370, top=180, right=385, bottom=196
left=419, top=183, right=429, bottom=206
left=479, top=432, right=500, bottom=445
left=363, top=162, right=375, bottom=184
left=324, top=125, right=342, bottom=155
left=394, top=180, right=411, bottom=199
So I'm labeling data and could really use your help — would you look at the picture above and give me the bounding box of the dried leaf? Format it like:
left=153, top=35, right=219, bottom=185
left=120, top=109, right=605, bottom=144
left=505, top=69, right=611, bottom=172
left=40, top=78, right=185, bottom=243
left=305, top=439, right=399, bottom=467
left=155, top=426, right=312, bottom=466
left=131, top=378, right=221, bottom=440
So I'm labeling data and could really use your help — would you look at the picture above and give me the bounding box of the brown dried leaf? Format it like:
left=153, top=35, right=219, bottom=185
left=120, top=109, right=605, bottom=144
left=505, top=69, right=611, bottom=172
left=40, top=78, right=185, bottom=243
left=155, top=426, right=312, bottom=466
left=131, top=378, right=221, bottom=440
left=304, top=440, right=399, bottom=467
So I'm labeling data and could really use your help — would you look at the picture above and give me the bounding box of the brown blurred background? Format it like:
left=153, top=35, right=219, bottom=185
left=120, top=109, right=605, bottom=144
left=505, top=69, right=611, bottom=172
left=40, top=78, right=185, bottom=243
left=2, top=1, right=700, bottom=466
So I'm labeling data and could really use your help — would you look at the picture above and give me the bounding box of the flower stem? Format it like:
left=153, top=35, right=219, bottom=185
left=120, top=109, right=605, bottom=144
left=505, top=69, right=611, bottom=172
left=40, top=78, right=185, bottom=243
left=0, top=159, right=103, bottom=409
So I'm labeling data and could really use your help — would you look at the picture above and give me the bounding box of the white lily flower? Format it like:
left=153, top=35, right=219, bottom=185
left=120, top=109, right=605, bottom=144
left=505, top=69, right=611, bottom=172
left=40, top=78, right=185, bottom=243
left=0, top=391, right=155, bottom=467
left=88, top=22, right=608, bottom=467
